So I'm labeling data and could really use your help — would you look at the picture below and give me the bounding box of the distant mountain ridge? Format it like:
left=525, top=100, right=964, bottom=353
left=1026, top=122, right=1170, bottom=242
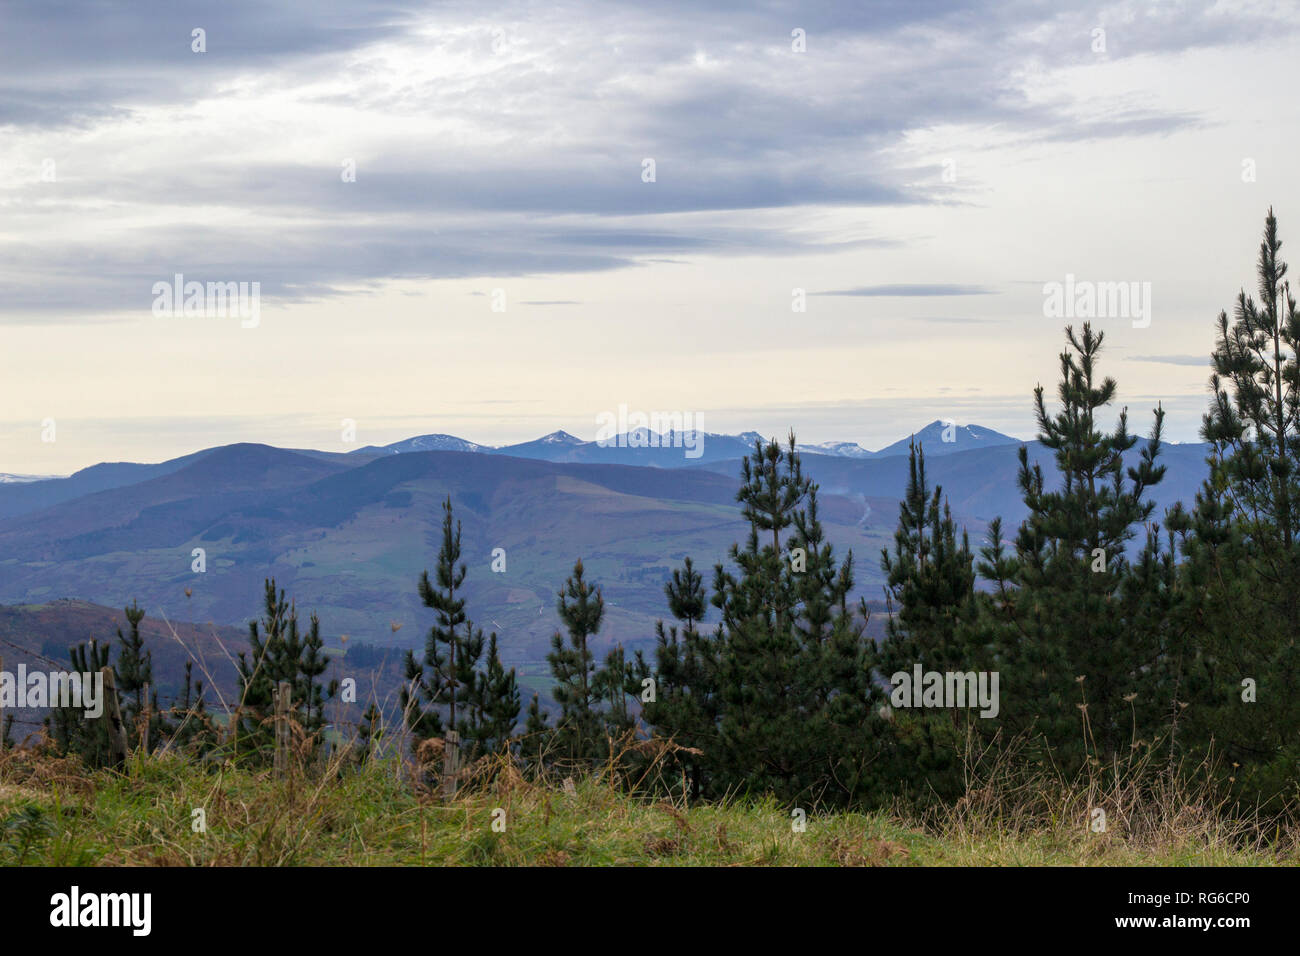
left=5, top=421, right=1025, bottom=492
left=334, top=420, right=1028, bottom=467
left=0, top=432, right=1211, bottom=643
left=0, top=421, right=1207, bottom=535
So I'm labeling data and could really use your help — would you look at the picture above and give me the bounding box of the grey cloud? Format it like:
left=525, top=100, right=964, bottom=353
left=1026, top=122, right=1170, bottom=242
left=13, top=161, right=915, bottom=218
left=0, top=218, right=878, bottom=316
left=0, top=0, right=418, bottom=128
left=1, top=0, right=1293, bottom=316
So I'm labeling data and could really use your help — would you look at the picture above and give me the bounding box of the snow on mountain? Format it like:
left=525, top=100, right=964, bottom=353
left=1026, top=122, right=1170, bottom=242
left=872, top=421, right=1021, bottom=458
left=339, top=422, right=1022, bottom=465
left=538, top=430, right=584, bottom=445
left=385, top=434, right=490, bottom=454
left=347, top=434, right=491, bottom=456
left=802, top=440, right=874, bottom=459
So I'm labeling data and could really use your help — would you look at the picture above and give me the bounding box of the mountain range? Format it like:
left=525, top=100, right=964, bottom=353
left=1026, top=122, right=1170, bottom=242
left=0, top=420, right=1014, bottom=519
left=345, top=419, right=1024, bottom=467
left=0, top=421, right=1212, bottom=707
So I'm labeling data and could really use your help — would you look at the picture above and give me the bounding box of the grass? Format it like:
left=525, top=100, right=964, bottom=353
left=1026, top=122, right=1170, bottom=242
left=0, top=745, right=1293, bottom=866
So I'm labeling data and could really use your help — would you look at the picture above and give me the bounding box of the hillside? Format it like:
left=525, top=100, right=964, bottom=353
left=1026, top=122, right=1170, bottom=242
left=0, top=434, right=1208, bottom=676
left=0, top=447, right=891, bottom=675
left=0, top=600, right=249, bottom=742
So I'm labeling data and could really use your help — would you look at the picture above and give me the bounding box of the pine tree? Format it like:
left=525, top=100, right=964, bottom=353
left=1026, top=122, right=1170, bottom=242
left=403, top=498, right=518, bottom=758
left=50, top=602, right=164, bottom=758
left=297, top=612, right=338, bottom=737
left=112, top=601, right=162, bottom=751
left=592, top=644, right=641, bottom=741
left=709, top=435, right=807, bottom=796
left=234, top=579, right=335, bottom=763
left=522, top=692, right=549, bottom=770
left=787, top=471, right=883, bottom=805
left=111, top=600, right=171, bottom=749
left=641, top=557, right=719, bottom=799
left=170, top=660, right=217, bottom=754
left=980, top=323, right=1184, bottom=770
left=1169, top=208, right=1300, bottom=799
left=235, top=580, right=297, bottom=759
left=470, top=633, right=521, bottom=754
left=1202, top=207, right=1300, bottom=550
left=49, top=604, right=187, bottom=762
left=404, top=498, right=483, bottom=743
left=546, top=559, right=604, bottom=761
left=878, top=441, right=981, bottom=802
left=400, top=649, right=444, bottom=741
left=47, top=639, right=112, bottom=766
left=708, top=434, right=882, bottom=804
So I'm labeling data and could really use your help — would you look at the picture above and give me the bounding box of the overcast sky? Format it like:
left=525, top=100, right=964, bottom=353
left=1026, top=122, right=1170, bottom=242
left=2, top=0, right=1299, bottom=473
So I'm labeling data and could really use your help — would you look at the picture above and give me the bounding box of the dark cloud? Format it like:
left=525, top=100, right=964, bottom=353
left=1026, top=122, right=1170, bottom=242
left=0, top=0, right=1293, bottom=317
left=0, top=217, right=884, bottom=314
left=0, top=0, right=418, bottom=128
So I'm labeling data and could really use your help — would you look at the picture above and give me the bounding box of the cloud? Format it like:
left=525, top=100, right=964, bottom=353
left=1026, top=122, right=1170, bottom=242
left=1128, top=354, right=1208, bottom=367
left=815, top=284, right=999, bottom=297
left=0, top=217, right=888, bottom=315
left=0, top=0, right=416, bottom=129
left=1, top=0, right=1296, bottom=319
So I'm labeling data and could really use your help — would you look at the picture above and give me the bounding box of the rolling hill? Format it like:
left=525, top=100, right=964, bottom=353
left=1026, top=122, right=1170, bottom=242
left=0, top=425, right=1211, bottom=682
left=0, top=446, right=894, bottom=674
left=0, top=599, right=250, bottom=741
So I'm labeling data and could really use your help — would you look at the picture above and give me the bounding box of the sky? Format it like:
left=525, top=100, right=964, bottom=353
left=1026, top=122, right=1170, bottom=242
left=2, top=0, right=1299, bottom=474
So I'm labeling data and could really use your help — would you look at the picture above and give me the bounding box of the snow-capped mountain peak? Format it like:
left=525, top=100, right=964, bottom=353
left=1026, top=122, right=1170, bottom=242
left=802, top=440, right=873, bottom=459
left=539, top=430, right=584, bottom=445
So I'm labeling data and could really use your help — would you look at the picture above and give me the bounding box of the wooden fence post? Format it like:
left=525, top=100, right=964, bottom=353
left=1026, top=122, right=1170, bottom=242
left=0, top=655, right=5, bottom=749
left=140, top=681, right=151, bottom=754
left=274, top=681, right=291, bottom=780
left=100, top=666, right=130, bottom=768
left=225, top=705, right=242, bottom=750
left=442, top=729, right=460, bottom=798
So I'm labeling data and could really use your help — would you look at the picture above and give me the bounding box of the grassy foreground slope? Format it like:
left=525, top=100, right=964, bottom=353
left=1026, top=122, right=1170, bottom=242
left=0, top=750, right=1290, bottom=867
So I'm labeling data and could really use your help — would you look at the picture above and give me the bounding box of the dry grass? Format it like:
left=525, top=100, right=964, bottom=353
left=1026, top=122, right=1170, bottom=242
left=913, top=730, right=1300, bottom=866
left=0, top=731, right=1294, bottom=866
